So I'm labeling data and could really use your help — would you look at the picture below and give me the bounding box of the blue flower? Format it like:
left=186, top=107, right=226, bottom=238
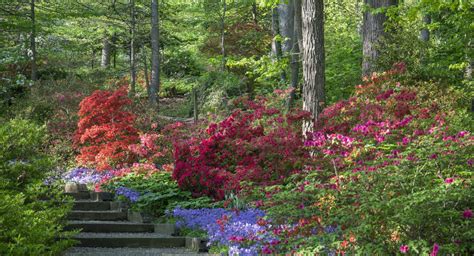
left=172, top=207, right=277, bottom=255
left=62, top=167, right=105, bottom=184
left=115, top=186, right=140, bottom=202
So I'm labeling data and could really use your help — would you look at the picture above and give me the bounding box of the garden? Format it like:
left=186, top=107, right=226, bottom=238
left=1, top=0, right=473, bottom=255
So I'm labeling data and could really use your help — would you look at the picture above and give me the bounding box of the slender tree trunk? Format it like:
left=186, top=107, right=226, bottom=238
left=420, top=15, right=431, bottom=42
left=294, top=0, right=303, bottom=53
left=91, top=49, right=95, bottom=69
left=221, top=0, right=227, bottom=72
left=466, top=39, right=472, bottom=80
left=302, top=0, right=325, bottom=135
left=112, top=34, right=117, bottom=68
left=288, top=0, right=301, bottom=109
left=362, top=0, right=397, bottom=77
left=101, top=36, right=111, bottom=68
left=278, top=0, right=294, bottom=54
left=252, top=1, right=258, bottom=26
left=143, top=48, right=150, bottom=96
left=271, top=7, right=286, bottom=81
left=130, top=0, right=136, bottom=96
left=150, top=0, right=160, bottom=107
left=30, top=0, right=37, bottom=81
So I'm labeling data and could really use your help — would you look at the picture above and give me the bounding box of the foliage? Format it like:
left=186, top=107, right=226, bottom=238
left=162, top=49, right=202, bottom=78
left=379, top=0, right=473, bottom=88
left=197, top=71, right=246, bottom=114
left=74, top=87, right=139, bottom=170
left=173, top=94, right=310, bottom=199
left=242, top=65, right=474, bottom=254
left=102, top=171, right=214, bottom=217
left=0, top=119, right=75, bottom=255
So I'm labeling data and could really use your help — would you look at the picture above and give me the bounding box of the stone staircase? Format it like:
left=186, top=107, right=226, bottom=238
left=63, top=190, right=210, bottom=256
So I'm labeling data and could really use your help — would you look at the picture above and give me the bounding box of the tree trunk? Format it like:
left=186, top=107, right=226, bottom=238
left=130, top=0, right=136, bottom=96
left=150, top=0, right=160, bottom=107
left=143, top=48, right=150, bottom=97
left=221, top=0, right=227, bottom=72
left=252, top=1, right=258, bottom=26
left=271, top=7, right=286, bottom=81
left=362, top=0, right=397, bottom=77
left=101, top=36, right=111, bottom=68
left=420, top=15, right=431, bottom=42
left=112, top=34, right=117, bottom=68
left=302, top=0, right=325, bottom=136
left=278, top=0, right=294, bottom=54
left=91, top=49, right=96, bottom=69
left=294, top=0, right=303, bottom=53
left=288, top=0, right=301, bottom=109
left=466, top=39, right=472, bottom=80
left=30, top=0, right=37, bottom=81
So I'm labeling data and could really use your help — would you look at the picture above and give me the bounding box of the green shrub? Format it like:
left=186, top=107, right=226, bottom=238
left=102, top=172, right=214, bottom=217
left=0, top=119, right=75, bottom=255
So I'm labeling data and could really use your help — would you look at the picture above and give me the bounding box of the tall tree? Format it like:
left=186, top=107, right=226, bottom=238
left=362, top=0, right=397, bottom=76
left=420, top=15, right=431, bottom=42
left=220, top=0, right=227, bottom=71
left=288, top=0, right=301, bottom=109
left=129, top=0, right=136, bottom=96
left=302, top=0, right=325, bottom=135
left=271, top=6, right=286, bottom=81
left=150, top=0, right=160, bottom=107
left=278, top=0, right=294, bottom=54
left=294, top=0, right=303, bottom=52
left=101, top=35, right=111, bottom=68
left=30, top=0, right=37, bottom=81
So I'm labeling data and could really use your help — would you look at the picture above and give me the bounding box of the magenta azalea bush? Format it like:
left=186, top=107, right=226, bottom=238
left=173, top=96, right=310, bottom=199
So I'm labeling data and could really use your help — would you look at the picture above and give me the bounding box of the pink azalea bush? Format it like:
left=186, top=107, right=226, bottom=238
left=244, top=64, right=473, bottom=254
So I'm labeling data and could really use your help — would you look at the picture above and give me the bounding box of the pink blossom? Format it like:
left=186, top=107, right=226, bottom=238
left=463, top=209, right=472, bottom=219
left=399, top=244, right=409, bottom=253
left=444, top=178, right=454, bottom=184
left=430, top=243, right=439, bottom=256
left=262, top=246, right=273, bottom=254
left=402, top=137, right=410, bottom=145
left=255, top=200, right=264, bottom=207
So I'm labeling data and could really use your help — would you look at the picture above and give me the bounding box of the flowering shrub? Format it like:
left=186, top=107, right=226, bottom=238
left=73, top=87, right=139, bottom=170
left=171, top=208, right=280, bottom=255
left=128, top=132, right=173, bottom=167
left=243, top=65, right=474, bottom=254
left=173, top=96, right=310, bottom=199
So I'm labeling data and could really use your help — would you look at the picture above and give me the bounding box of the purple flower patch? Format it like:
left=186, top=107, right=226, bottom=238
left=171, top=208, right=277, bottom=255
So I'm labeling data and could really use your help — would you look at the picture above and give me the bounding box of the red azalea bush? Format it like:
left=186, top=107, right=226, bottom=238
left=173, top=95, right=310, bottom=199
left=74, top=87, right=139, bottom=170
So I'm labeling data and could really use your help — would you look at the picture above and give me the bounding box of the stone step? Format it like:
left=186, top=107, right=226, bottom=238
left=66, top=221, right=155, bottom=233
left=65, top=247, right=216, bottom=256
left=68, top=210, right=127, bottom=221
left=65, top=192, right=115, bottom=202
left=74, top=233, right=186, bottom=248
left=65, top=192, right=91, bottom=200
left=90, top=192, right=114, bottom=201
left=72, top=201, right=113, bottom=211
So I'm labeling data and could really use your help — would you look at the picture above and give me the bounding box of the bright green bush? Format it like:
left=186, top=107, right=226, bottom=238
left=102, top=171, right=214, bottom=217
left=0, top=119, right=75, bottom=255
